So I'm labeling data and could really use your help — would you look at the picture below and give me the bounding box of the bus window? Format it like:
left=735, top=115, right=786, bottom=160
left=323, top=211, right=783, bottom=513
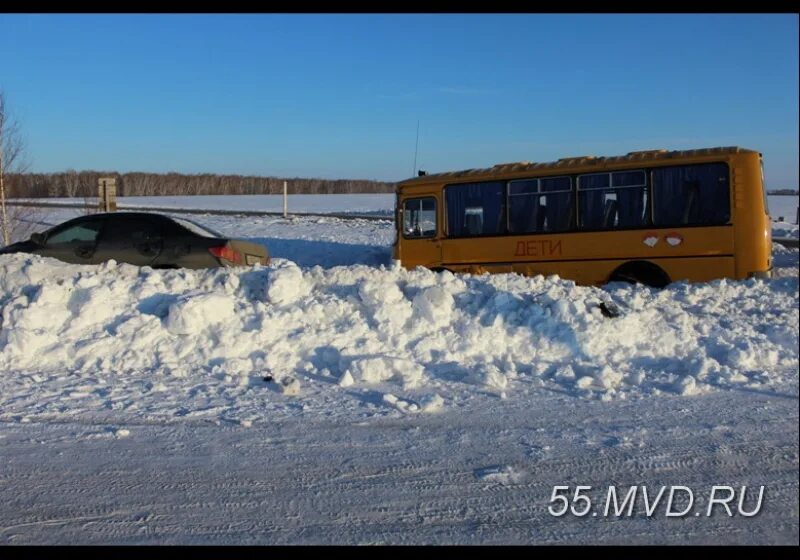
left=652, top=163, right=730, bottom=226
left=508, top=180, right=540, bottom=234
left=508, top=176, right=572, bottom=233
left=614, top=171, right=648, bottom=227
left=464, top=207, right=484, bottom=235
left=578, top=171, right=647, bottom=230
left=446, top=181, right=505, bottom=237
left=403, top=197, right=437, bottom=238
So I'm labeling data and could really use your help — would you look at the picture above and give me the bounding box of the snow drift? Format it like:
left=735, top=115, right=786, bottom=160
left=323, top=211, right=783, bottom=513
left=1, top=253, right=797, bottom=410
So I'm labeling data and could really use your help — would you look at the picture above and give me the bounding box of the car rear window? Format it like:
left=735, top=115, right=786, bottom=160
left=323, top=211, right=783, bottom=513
left=171, top=217, right=223, bottom=238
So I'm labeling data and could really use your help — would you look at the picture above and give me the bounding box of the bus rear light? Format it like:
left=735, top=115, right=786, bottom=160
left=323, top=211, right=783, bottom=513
left=209, top=245, right=242, bottom=264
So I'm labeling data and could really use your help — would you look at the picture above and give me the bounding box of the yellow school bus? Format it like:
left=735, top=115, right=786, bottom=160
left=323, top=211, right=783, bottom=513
left=392, top=146, right=772, bottom=287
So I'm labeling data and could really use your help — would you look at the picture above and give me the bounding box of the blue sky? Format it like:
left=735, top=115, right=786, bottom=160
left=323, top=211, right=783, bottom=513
left=0, top=14, right=797, bottom=186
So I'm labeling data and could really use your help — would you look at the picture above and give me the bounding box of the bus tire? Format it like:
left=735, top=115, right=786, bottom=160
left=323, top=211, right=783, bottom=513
left=608, top=261, right=670, bottom=288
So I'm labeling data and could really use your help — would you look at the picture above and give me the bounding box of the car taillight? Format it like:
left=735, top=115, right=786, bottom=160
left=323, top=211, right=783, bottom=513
left=208, top=245, right=241, bottom=264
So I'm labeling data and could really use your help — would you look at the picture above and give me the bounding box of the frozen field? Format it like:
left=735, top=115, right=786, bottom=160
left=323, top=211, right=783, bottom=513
left=17, top=194, right=397, bottom=217
left=768, top=195, right=799, bottom=223
left=0, top=205, right=797, bottom=544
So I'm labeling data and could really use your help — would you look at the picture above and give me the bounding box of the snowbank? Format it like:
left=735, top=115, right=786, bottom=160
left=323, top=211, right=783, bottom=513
left=1, top=252, right=797, bottom=410
left=773, top=222, right=799, bottom=240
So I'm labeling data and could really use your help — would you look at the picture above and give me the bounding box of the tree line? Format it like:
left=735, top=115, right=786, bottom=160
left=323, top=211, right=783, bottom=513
left=4, top=170, right=397, bottom=198
left=767, top=189, right=799, bottom=196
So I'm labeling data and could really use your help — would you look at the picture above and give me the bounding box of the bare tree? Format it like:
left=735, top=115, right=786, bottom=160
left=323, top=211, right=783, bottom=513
left=64, top=168, right=80, bottom=197
left=0, top=90, right=30, bottom=246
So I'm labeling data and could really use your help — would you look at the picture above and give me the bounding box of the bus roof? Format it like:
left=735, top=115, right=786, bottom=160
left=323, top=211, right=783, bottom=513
left=399, top=146, right=758, bottom=188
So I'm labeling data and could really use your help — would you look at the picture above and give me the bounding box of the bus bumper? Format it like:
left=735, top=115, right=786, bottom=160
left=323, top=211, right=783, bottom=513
left=748, top=269, right=773, bottom=280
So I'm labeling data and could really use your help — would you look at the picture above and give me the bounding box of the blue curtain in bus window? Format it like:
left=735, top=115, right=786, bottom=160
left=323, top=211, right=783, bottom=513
left=541, top=177, right=572, bottom=232
left=652, top=167, right=685, bottom=225
left=693, top=163, right=730, bottom=224
left=446, top=181, right=505, bottom=237
left=652, top=163, right=730, bottom=226
left=578, top=174, right=609, bottom=229
left=616, top=188, right=647, bottom=227
left=613, top=171, right=647, bottom=228
left=508, top=180, right=539, bottom=233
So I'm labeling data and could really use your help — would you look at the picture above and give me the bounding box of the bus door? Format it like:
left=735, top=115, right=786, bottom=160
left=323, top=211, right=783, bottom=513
left=399, top=196, right=441, bottom=268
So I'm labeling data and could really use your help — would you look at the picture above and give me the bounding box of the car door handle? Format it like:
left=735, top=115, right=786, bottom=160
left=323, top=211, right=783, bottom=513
left=136, top=239, right=163, bottom=257
left=75, top=245, right=94, bottom=259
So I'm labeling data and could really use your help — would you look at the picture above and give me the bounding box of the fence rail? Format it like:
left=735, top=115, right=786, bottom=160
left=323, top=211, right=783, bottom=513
left=4, top=200, right=393, bottom=222
left=774, top=237, right=799, bottom=249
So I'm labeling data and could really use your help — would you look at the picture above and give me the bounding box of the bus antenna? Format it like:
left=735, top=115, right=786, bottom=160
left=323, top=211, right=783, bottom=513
left=412, top=120, right=420, bottom=177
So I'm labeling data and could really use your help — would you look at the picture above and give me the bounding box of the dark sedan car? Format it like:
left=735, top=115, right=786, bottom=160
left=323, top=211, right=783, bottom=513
left=0, top=212, right=269, bottom=269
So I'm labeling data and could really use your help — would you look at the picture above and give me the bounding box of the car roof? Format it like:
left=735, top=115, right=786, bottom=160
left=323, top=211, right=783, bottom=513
left=90, top=211, right=172, bottom=219
left=53, top=212, right=224, bottom=236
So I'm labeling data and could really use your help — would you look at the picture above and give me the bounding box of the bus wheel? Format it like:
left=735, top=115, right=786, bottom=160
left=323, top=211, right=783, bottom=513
left=608, top=261, right=670, bottom=288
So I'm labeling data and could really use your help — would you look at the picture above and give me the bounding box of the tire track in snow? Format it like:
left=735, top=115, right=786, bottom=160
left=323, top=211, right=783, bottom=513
left=0, top=390, right=796, bottom=544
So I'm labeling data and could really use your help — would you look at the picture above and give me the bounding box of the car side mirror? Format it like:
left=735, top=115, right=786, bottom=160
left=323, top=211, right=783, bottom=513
left=30, top=232, right=45, bottom=246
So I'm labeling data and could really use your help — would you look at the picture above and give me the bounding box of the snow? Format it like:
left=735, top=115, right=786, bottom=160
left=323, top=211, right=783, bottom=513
left=0, top=201, right=797, bottom=544
left=1, top=391, right=796, bottom=544
left=0, top=240, right=796, bottom=412
left=348, top=357, right=426, bottom=389
left=164, top=291, right=236, bottom=336
left=277, top=376, right=302, bottom=396
left=769, top=195, right=799, bottom=240
left=774, top=221, right=799, bottom=240
left=265, top=261, right=312, bottom=305
left=474, top=465, right=523, bottom=485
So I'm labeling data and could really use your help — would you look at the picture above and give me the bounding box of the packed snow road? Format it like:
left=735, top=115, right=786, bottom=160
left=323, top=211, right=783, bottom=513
left=2, top=390, right=797, bottom=545
left=0, top=208, right=797, bottom=544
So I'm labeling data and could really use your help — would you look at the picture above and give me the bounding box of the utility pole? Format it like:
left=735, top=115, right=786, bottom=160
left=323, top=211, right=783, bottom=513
left=412, top=120, right=420, bottom=177
left=98, top=177, right=117, bottom=212
left=283, top=180, right=288, bottom=218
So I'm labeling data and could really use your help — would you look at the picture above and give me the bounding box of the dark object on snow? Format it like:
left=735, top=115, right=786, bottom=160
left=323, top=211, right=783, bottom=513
left=0, top=212, right=269, bottom=269
left=598, top=301, right=621, bottom=318
left=263, top=375, right=274, bottom=382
